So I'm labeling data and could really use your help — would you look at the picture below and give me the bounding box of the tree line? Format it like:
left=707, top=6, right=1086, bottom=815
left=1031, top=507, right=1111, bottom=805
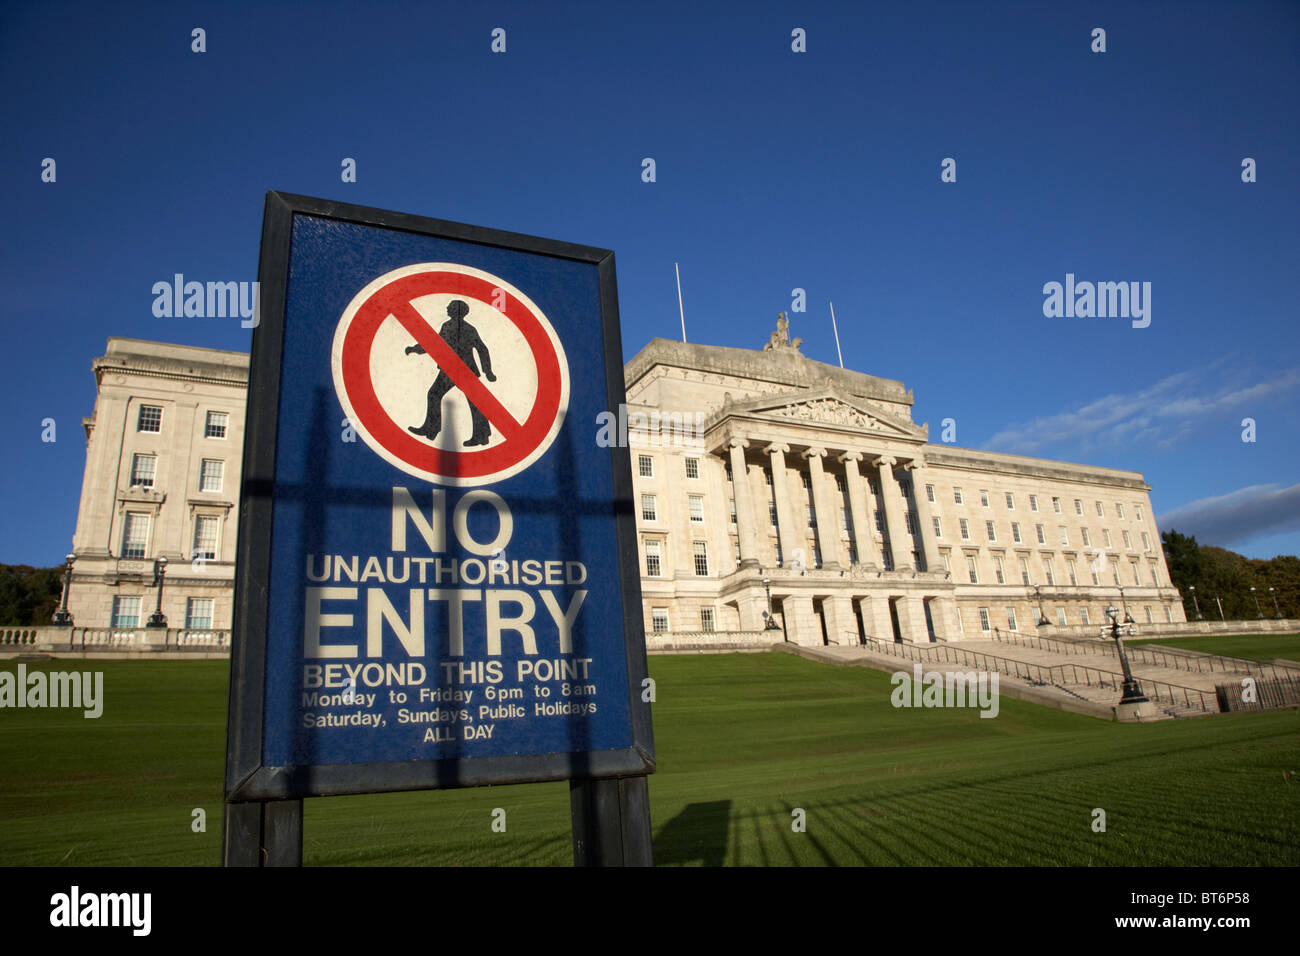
left=1161, top=530, right=1297, bottom=621
left=0, top=564, right=65, bottom=626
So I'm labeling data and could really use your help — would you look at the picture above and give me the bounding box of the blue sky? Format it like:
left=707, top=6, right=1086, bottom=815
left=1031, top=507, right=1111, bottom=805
left=2, top=0, right=1297, bottom=566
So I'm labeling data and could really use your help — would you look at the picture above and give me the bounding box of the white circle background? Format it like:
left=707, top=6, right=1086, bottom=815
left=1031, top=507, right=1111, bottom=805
left=330, top=262, right=571, bottom=486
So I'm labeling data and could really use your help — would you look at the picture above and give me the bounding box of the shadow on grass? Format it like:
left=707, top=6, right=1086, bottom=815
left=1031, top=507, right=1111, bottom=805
left=652, top=800, right=732, bottom=866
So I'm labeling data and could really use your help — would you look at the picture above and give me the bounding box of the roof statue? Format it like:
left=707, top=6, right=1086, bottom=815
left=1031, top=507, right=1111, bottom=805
left=763, top=312, right=802, bottom=353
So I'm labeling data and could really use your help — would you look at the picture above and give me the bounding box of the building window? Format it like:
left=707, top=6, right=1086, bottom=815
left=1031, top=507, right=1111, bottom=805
left=1043, top=559, right=1055, bottom=586
left=986, top=520, right=996, bottom=542
left=766, top=469, right=774, bottom=486
left=724, top=463, right=732, bottom=483
left=953, top=487, right=963, bottom=505
left=1056, top=607, right=1067, bottom=626
left=1029, top=495, right=1039, bottom=512
left=839, top=506, right=849, bottom=532
left=193, top=515, right=219, bottom=560
left=1032, top=607, right=1045, bottom=626
left=875, top=511, right=884, bottom=533
left=1141, top=531, right=1151, bottom=551
left=1052, top=497, right=1061, bottom=514
left=1091, top=565, right=1100, bottom=585
left=926, top=484, right=935, bottom=503
left=689, top=495, right=705, bottom=524
left=1080, top=607, right=1090, bottom=626
left=770, top=501, right=778, bottom=527
left=1095, top=500, right=1104, bottom=516
left=112, top=596, right=141, bottom=628
left=137, top=405, right=162, bottom=433
left=1080, top=528, right=1091, bottom=547
left=834, top=474, right=844, bottom=493
left=1067, top=559, right=1078, bottom=586
left=940, top=551, right=951, bottom=572
left=800, top=472, right=811, bottom=490
left=1111, top=560, right=1121, bottom=586
left=980, top=490, right=990, bottom=508
left=1005, top=492, right=1015, bottom=510
left=869, top=478, right=881, bottom=497
left=1006, top=608, right=1018, bottom=631
left=644, top=540, right=661, bottom=577
left=933, top=516, right=942, bottom=538
left=1135, top=505, right=1143, bottom=522
left=1074, top=499, right=1082, bottom=515
left=1149, top=560, right=1159, bottom=586
left=734, top=539, right=742, bottom=565
left=904, top=511, right=916, bottom=535
left=775, top=540, right=783, bottom=566
left=1117, top=503, right=1125, bottom=519
left=1036, top=524, right=1046, bottom=545
left=729, top=499, right=737, bottom=526
left=651, top=608, right=669, bottom=633
left=1132, top=562, right=1141, bottom=586
left=1164, top=606, right=1172, bottom=623
left=121, top=512, right=150, bottom=559
left=814, top=545, right=824, bottom=568
left=847, top=541, right=857, bottom=565
left=806, top=504, right=816, bottom=528
left=186, top=598, right=214, bottom=629
left=1144, top=606, right=1153, bottom=624
left=1102, top=529, right=1112, bottom=548
left=994, top=555, right=1005, bottom=584
left=693, top=541, right=709, bottom=576
left=966, top=555, right=979, bottom=584
left=912, top=550, right=924, bottom=571
left=204, top=411, right=228, bottom=439
left=1011, top=522, right=1022, bottom=544
left=1122, top=530, right=1132, bottom=550
left=638, top=455, right=654, bottom=478
left=1020, top=557, right=1031, bottom=585
left=899, top=478, right=913, bottom=499
left=641, top=494, right=657, bottom=522
left=978, top=608, right=991, bottom=632
left=685, top=457, right=700, bottom=479
left=701, top=607, right=715, bottom=632
left=959, top=518, right=970, bottom=540
left=881, top=548, right=894, bottom=571
left=130, top=453, right=156, bottom=488
left=1059, top=526, right=1069, bottom=546
left=200, top=459, right=224, bottom=493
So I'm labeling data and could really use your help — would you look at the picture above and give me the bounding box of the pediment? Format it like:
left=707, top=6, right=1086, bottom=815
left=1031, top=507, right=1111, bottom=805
left=721, top=387, right=926, bottom=440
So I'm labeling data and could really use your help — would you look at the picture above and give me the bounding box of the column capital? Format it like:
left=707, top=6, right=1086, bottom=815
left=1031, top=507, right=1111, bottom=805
left=901, top=456, right=926, bottom=471
left=763, top=442, right=790, bottom=456
left=801, top=446, right=828, bottom=460
left=872, top=455, right=898, bottom=470
left=838, top=450, right=864, bottom=464
left=728, top=437, right=750, bottom=451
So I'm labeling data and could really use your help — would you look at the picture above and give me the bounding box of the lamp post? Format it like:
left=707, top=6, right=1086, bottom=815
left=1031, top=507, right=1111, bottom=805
left=761, top=575, right=779, bottom=630
left=147, top=555, right=169, bottom=628
left=1033, top=584, right=1050, bottom=627
left=1270, top=587, right=1283, bottom=620
left=1212, top=592, right=1224, bottom=622
left=51, top=552, right=76, bottom=626
left=1187, top=585, right=1204, bottom=621
left=1250, top=586, right=1264, bottom=620
left=1106, top=604, right=1149, bottom=720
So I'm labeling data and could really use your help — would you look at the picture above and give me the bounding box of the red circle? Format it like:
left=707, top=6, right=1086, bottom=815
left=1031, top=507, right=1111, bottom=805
left=340, top=272, right=563, bottom=480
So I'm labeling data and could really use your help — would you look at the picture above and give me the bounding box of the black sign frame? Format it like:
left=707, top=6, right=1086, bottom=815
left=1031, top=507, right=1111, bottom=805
left=223, top=192, right=654, bottom=806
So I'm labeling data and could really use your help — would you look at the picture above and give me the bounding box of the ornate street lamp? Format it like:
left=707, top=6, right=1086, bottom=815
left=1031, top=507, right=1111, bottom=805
left=1269, top=587, right=1283, bottom=620
left=1187, top=585, right=1204, bottom=621
left=762, top=576, right=780, bottom=630
left=51, top=552, right=76, bottom=626
left=1106, top=604, right=1149, bottom=720
left=1213, top=592, right=1225, bottom=622
left=1033, top=584, right=1050, bottom=626
left=147, top=555, right=169, bottom=628
left=1250, top=586, right=1264, bottom=620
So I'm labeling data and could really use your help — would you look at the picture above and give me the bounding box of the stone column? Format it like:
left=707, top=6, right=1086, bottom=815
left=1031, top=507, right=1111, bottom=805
left=904, top=461, right=941, bottom=574
left=873, top=455, right=912, bottom=571
left=822, top=595, right=856, bottom=646
left=866, top=595, right=895, bottom=643
left=727, top=438, right=760, bottom=570
left=802, top=447, right=841, bottom=570
left=839, top=452, right=872, bottom=567
left=764, top=443, right=798, bottom=568
left=781, top=593, right=817, bottom=646
left=897, top=595, right=930, bottom=643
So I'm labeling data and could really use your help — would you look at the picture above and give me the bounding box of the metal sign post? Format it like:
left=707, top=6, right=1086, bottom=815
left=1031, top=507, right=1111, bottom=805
left=223, top=192, right=654, bottom=866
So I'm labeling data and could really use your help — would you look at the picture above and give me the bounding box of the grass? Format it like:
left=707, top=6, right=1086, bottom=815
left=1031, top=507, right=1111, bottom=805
left=1128, top=634, right=1300, bottom=662
left=1, top=653, right=1297, bottom=866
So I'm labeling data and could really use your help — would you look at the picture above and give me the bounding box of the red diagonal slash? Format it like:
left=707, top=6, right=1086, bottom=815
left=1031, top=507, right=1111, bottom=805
left=390, top=299, right=522, bottom=442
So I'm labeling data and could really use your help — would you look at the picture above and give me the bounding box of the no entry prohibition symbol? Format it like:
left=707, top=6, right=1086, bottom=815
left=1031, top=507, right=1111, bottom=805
left=331, top=263, right=570, bottom=486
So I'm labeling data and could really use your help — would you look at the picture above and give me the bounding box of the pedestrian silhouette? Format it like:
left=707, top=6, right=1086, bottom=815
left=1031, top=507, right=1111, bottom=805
left=405, top=299, right=497, bottom=446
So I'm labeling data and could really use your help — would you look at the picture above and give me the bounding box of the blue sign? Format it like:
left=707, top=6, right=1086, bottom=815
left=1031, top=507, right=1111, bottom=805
left=226, top=194, right=652, bottom=800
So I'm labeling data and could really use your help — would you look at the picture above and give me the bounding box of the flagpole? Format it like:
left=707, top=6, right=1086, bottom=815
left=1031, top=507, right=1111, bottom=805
left=675, top=263, right=687, bottom=343
left=829, top=301, right=844, bottom=368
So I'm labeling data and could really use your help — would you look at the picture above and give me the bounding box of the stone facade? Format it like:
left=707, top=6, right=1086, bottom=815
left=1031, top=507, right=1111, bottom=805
left=65, top=339, right=249, bottom=632
left=62, top=328, right=1184, bottom=645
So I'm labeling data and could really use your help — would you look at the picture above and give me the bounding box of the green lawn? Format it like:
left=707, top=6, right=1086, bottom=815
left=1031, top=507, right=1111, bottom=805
left=1128, top=634, right=1300, bottom=662
left=1, top=653, right=1296, bottom=866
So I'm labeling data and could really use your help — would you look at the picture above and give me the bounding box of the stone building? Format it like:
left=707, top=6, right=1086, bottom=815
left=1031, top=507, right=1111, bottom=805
left=64, top=326, right=1185, bottom=644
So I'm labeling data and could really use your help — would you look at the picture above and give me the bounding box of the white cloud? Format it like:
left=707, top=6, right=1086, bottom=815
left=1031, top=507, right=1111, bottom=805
left=1156, top=483, right=1300, bottom=547
left=985, top=364, right=1300, bottom=455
